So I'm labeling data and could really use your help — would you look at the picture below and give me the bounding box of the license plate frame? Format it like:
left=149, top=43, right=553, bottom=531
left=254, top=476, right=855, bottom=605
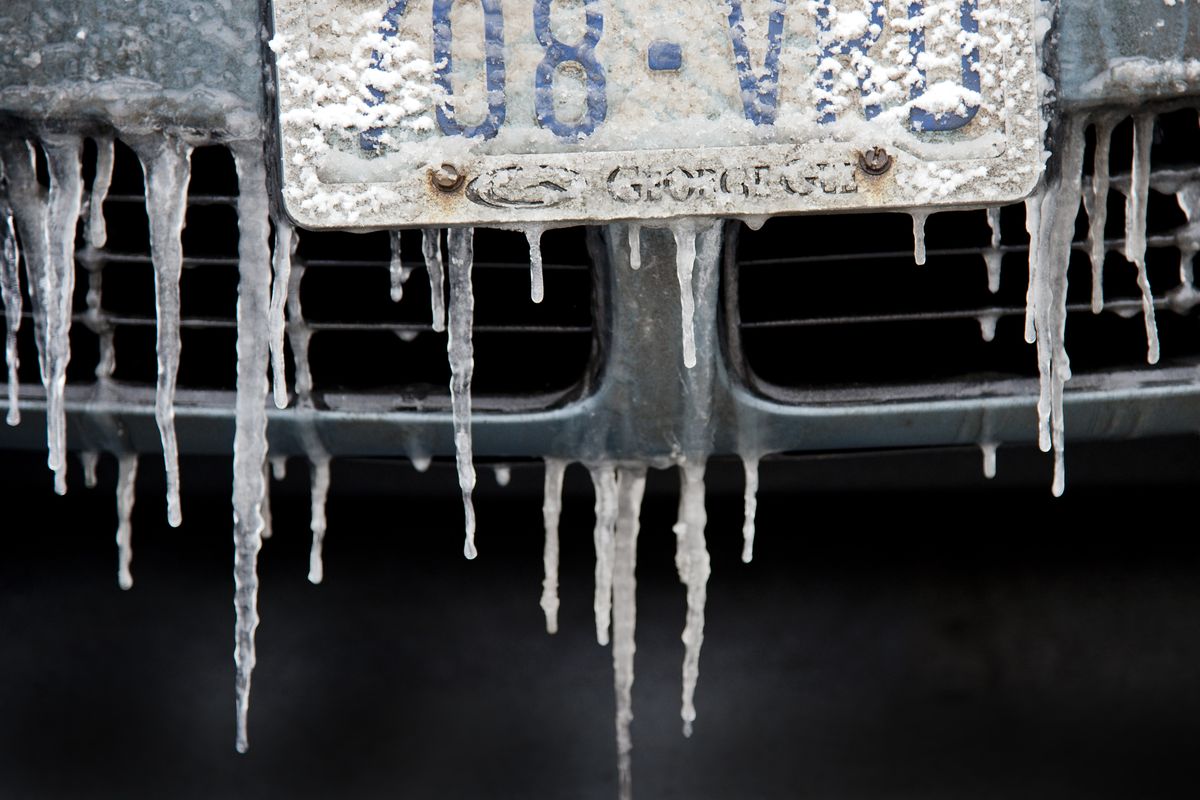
left=269, top=0, right=1045, bottom=230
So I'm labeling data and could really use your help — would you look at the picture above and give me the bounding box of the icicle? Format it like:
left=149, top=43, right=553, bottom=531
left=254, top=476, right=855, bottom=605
left=674, top=462, right=710, bottom=737
left=671, top=223, right=699, bottom=369
left=980, top=442, right=998, bottom=480
left=540, top=458, right=567, bottom=634
left=1029, top=117, right=1087, bottom=499
left=0, top=193, right=21, bottom=426
left=388, top=229, right=412, bottom=303
left=270, top=455, right=287, bottom=481
left=88, top=134, right=114, bottom=249
left=1085, top=118, right=1114, bottom=314
left=978, top=312, right=999, bottom=343
left=1125, top=115, right=1160, bottom=365
left=115, top=453, right=137, bottom=590
left=411, top=453, right=431, bottom=473
left=285, top=257, right=314, bottom=408
left=423, top=227, right=446, bottom=333
left=447, top=227, right=477, bottom=560
left=628, top=224, right=642, bottom=271
left=493, top=464, right=511, bottom=487
left=911, top=211, right=929, bottom=266
left=270, top=218, right=294, bottom=408
left=984, top=207, right=1003, bottom=293
left=260, top=461, right=273, bottom=541
left=526, top=225, right=545, bottom=303
left=80, top=450, right=99, bottom=488
left=590, top=465, right=618, bottom=646
left=230, top=142, right=273, bottom=755
left=1023, top=193, right=1043, bottom=345
left=1175, top=180, right=1200, bottom=292
left=41, top=134, right=84, bottom=496
left=611, top=467, right=647, bottom=800
left=131, top=133, right=192, bottom=527
left=0, top=141, right=48, bottom=431
left=741, top=456, right=759, bottom=564
left=307, top=454, right=331, bottom=585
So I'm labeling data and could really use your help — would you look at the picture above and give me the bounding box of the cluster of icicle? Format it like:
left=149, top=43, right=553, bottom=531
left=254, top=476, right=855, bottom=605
left=1, top=108, right=1181, bottom=797
left=906, top=112, right=1172, bottom=495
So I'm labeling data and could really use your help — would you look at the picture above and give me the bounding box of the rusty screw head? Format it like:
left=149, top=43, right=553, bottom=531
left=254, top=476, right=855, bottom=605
left=858, top=147, right=893, bottom=176
left=431, top=163, right=464, bottom=192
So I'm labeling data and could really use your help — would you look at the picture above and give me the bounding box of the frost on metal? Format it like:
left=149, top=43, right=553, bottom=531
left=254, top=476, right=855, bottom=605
left=270, top=0, right=1045, bottom=229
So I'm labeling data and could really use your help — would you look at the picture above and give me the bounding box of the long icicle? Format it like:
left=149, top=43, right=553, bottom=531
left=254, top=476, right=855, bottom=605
left=131, top=133, right=192, bottom=527
left=674, top=462, right=710, bottom=737
left=526, top=225, right=545, bottom=303
left=88, top=133, right=115, bottom=250
left=230, top=142, right=273, bottom=755
left=80, top=450, right=99, bottom=488
left=447, top=227, right=477, bottom=559
left=590, top=465, right=618, bottom=646
left=307, top=454, right=332, bottom=584
left=672, top=223, right=699, bottom=369
left=541, top=458, right=567, bottom=634
left=1031, top=117, right=1087, bottom=498
left=1125, top=114, right=1160, bottom=365
left=423, top=227, right=446, bottom=333
left=1023, top=192, right=1043, bottom=345
left=612, top=466, right=647, bottom=800
left=0, top=191, right=21, bottom=426
left=270, top=219, right=294, bottom=408
left=741, top=455, right=760, bottom=564
left=41, top=133, right=85, bottom=496
left=1085, top=117, right=1114, bottom=313
left=388, top=229, right=411, bottom=302
left=115, top=453, right=138, bottom=590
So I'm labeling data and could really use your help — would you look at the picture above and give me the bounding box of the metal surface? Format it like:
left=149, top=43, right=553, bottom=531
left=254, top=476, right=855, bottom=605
left=0, top=0, right=262, bottom=135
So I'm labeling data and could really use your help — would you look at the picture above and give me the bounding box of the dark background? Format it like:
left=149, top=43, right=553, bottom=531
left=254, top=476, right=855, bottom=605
left=3, top=440, right=1200, bottom=799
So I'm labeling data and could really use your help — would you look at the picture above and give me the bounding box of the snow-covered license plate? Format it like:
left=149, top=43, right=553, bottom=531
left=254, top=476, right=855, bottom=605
left=270, top=0, right=1044, bottom=230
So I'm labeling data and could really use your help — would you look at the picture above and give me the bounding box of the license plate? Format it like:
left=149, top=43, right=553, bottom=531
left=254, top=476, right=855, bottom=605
left=269, top=0, right=1043, bottom=229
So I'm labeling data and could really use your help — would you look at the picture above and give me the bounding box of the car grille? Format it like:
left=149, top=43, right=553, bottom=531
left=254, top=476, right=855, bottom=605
left=733, top=108, right=1200, bottom=398
left=17, top=140, right=596, bottom=410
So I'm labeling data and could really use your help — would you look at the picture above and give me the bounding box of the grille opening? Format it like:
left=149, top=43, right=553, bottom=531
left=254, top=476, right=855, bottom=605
left=735, top=112, right=1200, bottom=393
left=296, top=225, right=594, bottom=400
left=5, top=138, right=595, bottom=406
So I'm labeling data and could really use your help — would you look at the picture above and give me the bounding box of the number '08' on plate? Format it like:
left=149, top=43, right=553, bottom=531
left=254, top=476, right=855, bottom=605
left=269, top=0, right=1044, bottom=229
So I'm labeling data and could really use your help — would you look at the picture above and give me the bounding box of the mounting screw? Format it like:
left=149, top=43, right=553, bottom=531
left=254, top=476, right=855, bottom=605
left=858, top=147, right=893, bottom=176
left=431, top=163, right=464, bottom=192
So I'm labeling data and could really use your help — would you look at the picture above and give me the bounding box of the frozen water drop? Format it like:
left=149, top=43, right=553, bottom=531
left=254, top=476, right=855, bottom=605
left=628, top=224, right=642, bottom=271
left=911, top=211, right=928, bottom=266
left=493, top=464, right=511, bottom=487
left=115, top=453, right=137, bottom=590
left=980, top=442, right=998, bottom=480
left=526, top=225, right=545, bottom=303
left=388, top=229, right=411, bottom=303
